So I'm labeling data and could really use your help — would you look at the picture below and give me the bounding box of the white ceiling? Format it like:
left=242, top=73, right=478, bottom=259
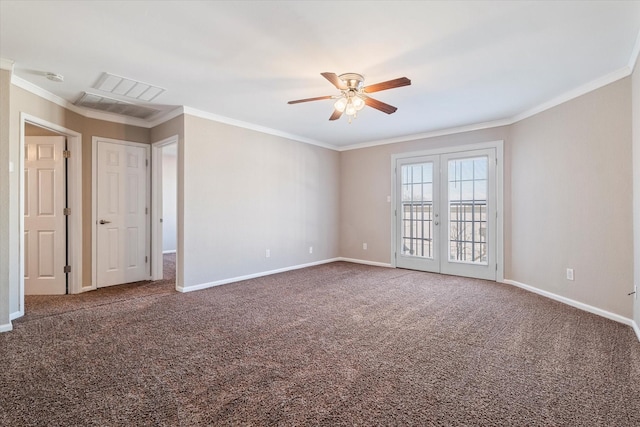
left=1, top=1, right=639, bottom=149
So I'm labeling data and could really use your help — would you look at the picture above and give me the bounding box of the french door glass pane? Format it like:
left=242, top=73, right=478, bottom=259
left=401, top=163, right=433, bottom=258
left=448, top=156, right=488, bottom=264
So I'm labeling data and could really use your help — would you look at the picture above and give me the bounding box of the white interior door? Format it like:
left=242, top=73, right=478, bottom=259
left=96, top=140, right=150, bottom=288
left=395, top=148, right=497, bottom=280
left=24, top=136, right=67, bottom=295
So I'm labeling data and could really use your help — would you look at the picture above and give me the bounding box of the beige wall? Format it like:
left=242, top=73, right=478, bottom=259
left=340, top=126, right=510, bottom=266
left=633, top=56, right=640, bottom=329
left=181, top=114, right=340, bottom=288
left=509, top=78, right=633, bottom=318
left=0, top=69, right=11, bottom=328
left=340, top=78, right=634, bottom=319
left=7, top=84, right=150, bottom=316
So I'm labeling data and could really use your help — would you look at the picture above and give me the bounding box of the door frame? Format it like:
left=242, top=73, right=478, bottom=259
left=91, top=136, right=151, bottom=288
left=390, top=140, right=504, bottom=282
left=151, top=135, right=179, bottom=281
left=17, top=114, right=84, bottom=318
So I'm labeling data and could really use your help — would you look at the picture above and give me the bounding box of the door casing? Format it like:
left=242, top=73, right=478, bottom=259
left=391, top=140, right=504, bottom=282
left=16, top=114, right=83, bottom=320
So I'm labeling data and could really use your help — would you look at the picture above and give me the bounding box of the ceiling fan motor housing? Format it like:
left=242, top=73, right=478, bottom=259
left=339, top=73, right=364, bottom=90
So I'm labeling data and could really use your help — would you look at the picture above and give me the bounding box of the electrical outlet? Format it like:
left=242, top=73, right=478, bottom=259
left=363, top=243, right=368, bottom=250
left=566, top=268, right=574, bottom=281
left=266, top=249, right=270, bottom=258
left=309, top=246, right=313, bottom=254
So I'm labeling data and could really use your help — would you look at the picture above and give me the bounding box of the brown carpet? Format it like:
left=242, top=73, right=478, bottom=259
left=1, top=257, right=639, bottom=426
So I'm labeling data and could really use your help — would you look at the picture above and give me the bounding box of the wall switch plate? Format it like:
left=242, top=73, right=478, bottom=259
left=386, top=195, right=391, bottom=203
left=566, top=268, right=574, bottom=281
left=266, top=249, right=270, bottom=258
left=309, top=246, right=313, bottom=254
left=363, top=243, right=368, bottom=250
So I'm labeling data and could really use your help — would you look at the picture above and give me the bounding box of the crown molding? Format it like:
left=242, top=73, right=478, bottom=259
left=629, top=28, right=640, bottom=72
left=336, top=118, right=512, bottom=152
left=0, top=58, right=14, bottom=71
left=510, top=66, right=631, bottom=124
left=8, top=57, right=634, bottom=152
left=182, top=106, right=338, bottom=151
left=11, top=75, right=153, bottom=128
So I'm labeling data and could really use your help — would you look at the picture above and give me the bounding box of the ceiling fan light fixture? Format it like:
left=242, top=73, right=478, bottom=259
left=345, top=101, right=357, bottom=116
left=334, top=97, right=347, bottom=112
left=352, top=95, right=365, bottom=111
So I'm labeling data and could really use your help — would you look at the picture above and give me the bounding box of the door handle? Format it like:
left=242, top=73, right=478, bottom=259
left=99, top=219, right=111, bottom=224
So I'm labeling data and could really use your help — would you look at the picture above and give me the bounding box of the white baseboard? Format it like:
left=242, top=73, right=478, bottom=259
left=632, top=320, right=640, bottom=342
left=337, top=257, right=393, bottom=268
left=162, top=250, right=176, bottom=254
left=0, top=322, right=13, bottom=333
left=10, top=310, right=23, bottom=321
left=503, top=279, right=634, bottom=327
left=177, top=257, right=341, bottom=293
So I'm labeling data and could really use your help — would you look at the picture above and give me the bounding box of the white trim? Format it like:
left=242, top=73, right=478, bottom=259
left=338, top=119, right=512, bottom=152
left=92, top=136, right=152, bottom=288
left=10, top=311, right=22, bottom=321
left=339, top=65, right=632, bottom=152
left=337, top=257, right=392, bottom=268
left=8, top=58, right=634, bottom=152
left=177, top=258, right=341, bottom=293
left=18, top=114, right=84, bottom=314
left=11, top=75, right=158, bottom=128
left=0, top=58, right=14, bottom=71
left=0, top=322, right=12, bottom=333
left=632, top=321, right=640, bottom=342
left=628, top=28, right=640, bottom=71
left=162, top=250, right=177, bottom=254
left=182, top=106, right=336, bottom=151
left=511, top=67, right=631, bottom=123
left=390, top=140, right=504, bottom=283
left=503, top=279, right=635, bottom=327
left=151, top=135, right=179, bottom=281
left=147, top=107, right=184, bottom=128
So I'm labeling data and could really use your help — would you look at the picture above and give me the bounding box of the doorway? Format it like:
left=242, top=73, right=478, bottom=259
left=151, top=136, right=179, bottom=282
left=392, top=142, right=503, bottom=281
left=16, top=114, right=83, bottom=318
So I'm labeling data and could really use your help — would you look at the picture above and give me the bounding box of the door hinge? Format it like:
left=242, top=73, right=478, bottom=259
left=145, top=256, right=148, bottom=263
left=145, top=207, right=148, bottom=214
left=63, top=265, right=71, bottom=273
left=63, top=208, right=71, bottom=215
left=63, top=150, right=71, bottom=158
left=146, top=159, right=149, bottom=167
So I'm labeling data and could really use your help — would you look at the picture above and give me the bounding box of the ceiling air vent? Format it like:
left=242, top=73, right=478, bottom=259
left=74, top=92, right=161, bottom=119
left=93, top=72, right=165, bottom=101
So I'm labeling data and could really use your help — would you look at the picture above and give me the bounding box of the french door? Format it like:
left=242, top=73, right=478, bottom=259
left=395, top=148, right=497, bottom=280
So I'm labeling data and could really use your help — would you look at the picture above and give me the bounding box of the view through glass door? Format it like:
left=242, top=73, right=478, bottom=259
left=395, top=148, right=497, bottom=281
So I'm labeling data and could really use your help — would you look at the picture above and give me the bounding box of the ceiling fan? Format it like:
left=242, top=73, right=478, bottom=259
left=288, top=72, right=411, bottom=123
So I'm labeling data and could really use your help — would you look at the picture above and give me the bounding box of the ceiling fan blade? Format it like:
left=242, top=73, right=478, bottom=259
left=363, top=77, right=411, bottom=93
left=321, top=72, right=347, bottom=90
left=288, top=95, right=334, bottom=104
left=329, top=109, right=343, bottom=121
left=364, top=96, right=398, bottom=114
